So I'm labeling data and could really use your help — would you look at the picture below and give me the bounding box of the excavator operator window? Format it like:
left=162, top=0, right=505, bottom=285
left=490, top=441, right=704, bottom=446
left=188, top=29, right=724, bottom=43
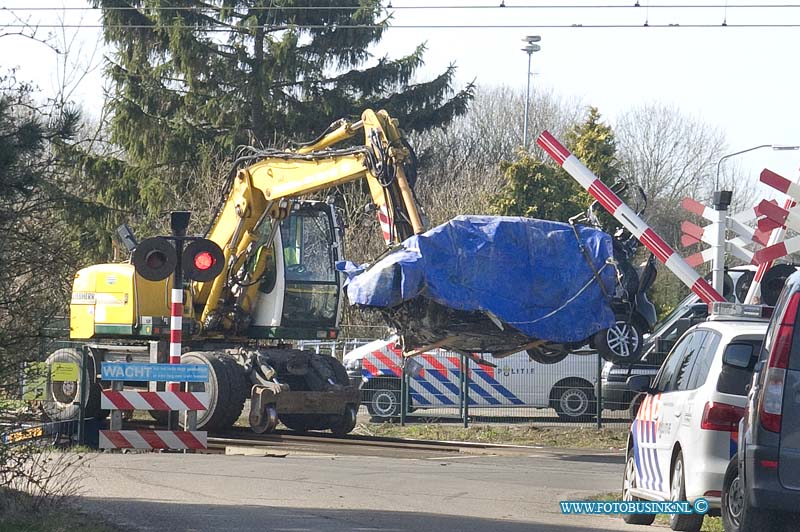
left=279, top=205, right=339, bottom=328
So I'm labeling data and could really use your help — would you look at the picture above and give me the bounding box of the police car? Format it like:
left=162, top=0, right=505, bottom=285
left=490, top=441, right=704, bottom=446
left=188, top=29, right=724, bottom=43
left=343, top=337, right=601, bottom=422
left=620, top=302, right=768, bottom=532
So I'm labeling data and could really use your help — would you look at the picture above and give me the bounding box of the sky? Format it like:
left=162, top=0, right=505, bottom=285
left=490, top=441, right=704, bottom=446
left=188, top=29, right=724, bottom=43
left=2, top=1, right=800, bottom=202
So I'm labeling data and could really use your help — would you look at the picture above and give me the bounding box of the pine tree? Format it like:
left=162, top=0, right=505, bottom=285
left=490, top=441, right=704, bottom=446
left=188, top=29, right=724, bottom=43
left=93, top=0, right=474, bottom=168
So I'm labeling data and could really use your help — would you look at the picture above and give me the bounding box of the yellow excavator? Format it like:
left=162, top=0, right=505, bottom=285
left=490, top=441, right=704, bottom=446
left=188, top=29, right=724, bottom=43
left=47, top=109, right=425, bottom=434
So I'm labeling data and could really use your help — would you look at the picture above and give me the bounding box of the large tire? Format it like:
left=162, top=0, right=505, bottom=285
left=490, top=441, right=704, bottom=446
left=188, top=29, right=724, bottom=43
left=595, top=318, right=644, bottom=364
left=669, top=451, right=704, bottom=532
left=551, top=379, right=596, bottom=422
left=622, top=451, right=656, bottom=525
left=721, top=457, right=742, bottom=532
left=330, top=404, right=358, bottom=436
left=41, top=348, right=102, bottom=421
left=181, top=351, right=248, bottom=432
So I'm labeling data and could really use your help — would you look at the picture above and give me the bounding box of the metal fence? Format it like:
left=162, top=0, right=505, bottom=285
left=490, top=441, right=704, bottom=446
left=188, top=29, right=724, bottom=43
left=1, top=339, right=92, bottom=448
left=299, top=338, right=636, bottom=428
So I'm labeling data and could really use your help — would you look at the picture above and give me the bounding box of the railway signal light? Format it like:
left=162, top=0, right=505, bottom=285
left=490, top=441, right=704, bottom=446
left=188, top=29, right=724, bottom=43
left=132, top=237, right=177, bottom=281
left=182, top=238, right=224, bottom=282
left=132, top=236, right=223, bottom=282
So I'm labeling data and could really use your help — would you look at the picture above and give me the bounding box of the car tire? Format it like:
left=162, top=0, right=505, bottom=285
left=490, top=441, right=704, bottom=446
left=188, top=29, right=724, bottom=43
left=669, top=451, right=704, bottom=532
left=552, top=380, right=596, bottom=422
left=721, top=457, right=743, bottom=532
left=595, top=318, right=644, bottom=364
left=366, top=385, right=401, bottom=420
left=622, top=451, right=656, bottom=525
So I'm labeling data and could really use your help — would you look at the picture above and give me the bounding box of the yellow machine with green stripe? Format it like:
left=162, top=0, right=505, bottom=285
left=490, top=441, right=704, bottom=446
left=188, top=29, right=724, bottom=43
left=50, top=109, right=426, bottom=435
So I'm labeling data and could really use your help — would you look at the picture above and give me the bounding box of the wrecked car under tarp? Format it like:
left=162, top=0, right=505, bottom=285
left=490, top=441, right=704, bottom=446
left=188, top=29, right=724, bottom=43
left=337, top=215, right=619, bottom=360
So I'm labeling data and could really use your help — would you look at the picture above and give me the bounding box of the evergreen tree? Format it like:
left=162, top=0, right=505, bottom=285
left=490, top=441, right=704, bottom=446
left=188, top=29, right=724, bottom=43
left=93, top=0, right=474, bottom=168
left=0, top=74, right=83, bottom=371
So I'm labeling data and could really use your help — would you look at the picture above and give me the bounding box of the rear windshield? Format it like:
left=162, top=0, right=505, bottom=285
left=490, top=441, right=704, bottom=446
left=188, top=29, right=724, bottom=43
left=717, top=338, right=762, bottom=396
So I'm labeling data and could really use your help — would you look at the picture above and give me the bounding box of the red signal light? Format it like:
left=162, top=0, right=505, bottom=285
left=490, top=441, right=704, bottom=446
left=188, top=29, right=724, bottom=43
left=194, top=251, right=214, bottom=271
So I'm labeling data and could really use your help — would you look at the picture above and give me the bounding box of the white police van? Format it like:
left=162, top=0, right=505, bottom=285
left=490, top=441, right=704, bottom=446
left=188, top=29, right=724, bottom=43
left=343, top=337, right=601, bottom=421
left=621, top=303, right=769, bottom=531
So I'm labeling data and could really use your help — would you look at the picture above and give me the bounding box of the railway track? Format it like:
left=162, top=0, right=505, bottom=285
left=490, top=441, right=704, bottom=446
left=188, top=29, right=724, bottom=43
left=206, top=427, right=540, bottom=458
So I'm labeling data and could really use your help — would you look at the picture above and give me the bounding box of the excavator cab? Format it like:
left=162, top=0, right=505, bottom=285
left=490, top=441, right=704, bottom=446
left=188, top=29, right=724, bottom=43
left=250, top=200, right=342, bottom=340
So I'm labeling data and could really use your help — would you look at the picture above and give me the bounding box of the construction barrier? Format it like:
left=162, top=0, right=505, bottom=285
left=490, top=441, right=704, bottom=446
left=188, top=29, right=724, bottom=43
left=99, top=362, right=209, bottom=450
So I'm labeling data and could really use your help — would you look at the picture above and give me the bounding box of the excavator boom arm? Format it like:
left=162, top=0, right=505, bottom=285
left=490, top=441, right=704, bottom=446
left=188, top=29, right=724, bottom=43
left=193, top=109, right=425, bottom=333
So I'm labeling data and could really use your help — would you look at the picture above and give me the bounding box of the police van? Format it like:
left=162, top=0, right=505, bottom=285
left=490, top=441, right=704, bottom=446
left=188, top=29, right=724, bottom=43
left=343, top=337, right=601, bottom=422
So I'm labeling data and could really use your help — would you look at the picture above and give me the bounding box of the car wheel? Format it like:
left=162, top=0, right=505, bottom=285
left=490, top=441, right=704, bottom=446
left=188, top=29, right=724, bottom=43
left=595, top=318, right=644, bottom=364
left=366, top=386, right=401, bottom=420
left=669, top=451, right=704, bottom=532
left=721, top=457, right=742, bottom=532
left=739, top=480, right=785, bottom=531
left=622, top=451, right=656, bottom=525
left=552, top=380, right=596, bottom=422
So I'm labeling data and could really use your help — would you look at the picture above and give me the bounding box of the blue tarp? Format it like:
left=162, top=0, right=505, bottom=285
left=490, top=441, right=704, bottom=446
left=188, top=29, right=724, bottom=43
left=337, top=215, right=617, bottom=343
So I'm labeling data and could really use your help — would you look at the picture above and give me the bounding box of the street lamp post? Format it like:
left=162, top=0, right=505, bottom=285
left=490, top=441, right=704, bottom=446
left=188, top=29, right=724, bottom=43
left=522, top=35, right=541, bottom=149
left=715, top=144, right=800, bottom=192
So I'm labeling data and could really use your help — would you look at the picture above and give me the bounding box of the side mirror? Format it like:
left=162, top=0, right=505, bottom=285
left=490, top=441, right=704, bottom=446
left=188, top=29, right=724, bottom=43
left=627, top=374, right=652, bottom=394
left=723, top=343, right=754, bottom=369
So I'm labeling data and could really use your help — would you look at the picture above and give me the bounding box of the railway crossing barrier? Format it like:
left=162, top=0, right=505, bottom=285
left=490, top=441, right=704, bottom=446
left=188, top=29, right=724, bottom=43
left=99, top=362, right=210, bottom=450
left=537, top=130, right=725, bottom=304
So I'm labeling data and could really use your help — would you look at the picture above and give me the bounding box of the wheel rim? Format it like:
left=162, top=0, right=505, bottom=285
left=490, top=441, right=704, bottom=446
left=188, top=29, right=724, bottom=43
left=726, top=475, right=743, bottom=525
left=607, top=321, right=639, bottom=359
left=53, top=380, right=78, bottom=404
left=371, top=390, right=398, bottom=417
left=623, top=456, right=637, bottom=502
left=559, top=388, right=589, bottom=417
left=671, top=459, right=683, bottom=501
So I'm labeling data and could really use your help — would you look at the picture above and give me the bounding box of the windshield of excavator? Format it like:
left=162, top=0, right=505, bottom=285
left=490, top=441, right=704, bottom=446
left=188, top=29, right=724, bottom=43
left=279, top=205, right=339, bottom=328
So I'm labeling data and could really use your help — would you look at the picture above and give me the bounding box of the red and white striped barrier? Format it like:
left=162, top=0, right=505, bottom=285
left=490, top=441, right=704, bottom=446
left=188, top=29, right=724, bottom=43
left=101, top=390, right=209, bottom=411
left=752, top=169, right=800, bottom=266
left=680, top=220, right=754, bottom=266
left=100, top=429, right=207, bottom=450
left=537, top=130, right=724, bottom=304
left=756, top=200, right=800, bottom=233
left=747, top=202, right=797, bottom=302
left=378, top=205, right=392, bottom=243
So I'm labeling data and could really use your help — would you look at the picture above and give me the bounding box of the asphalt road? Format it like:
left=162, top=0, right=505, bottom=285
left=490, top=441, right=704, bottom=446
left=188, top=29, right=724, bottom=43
left=75, top=447, right=657, bottom=532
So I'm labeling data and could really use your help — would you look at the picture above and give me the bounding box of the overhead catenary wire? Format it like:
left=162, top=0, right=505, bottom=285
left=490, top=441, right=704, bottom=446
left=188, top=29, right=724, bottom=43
left=4, top=3, right=800, bottom=10
left=3, top=23, right=800, bottom=29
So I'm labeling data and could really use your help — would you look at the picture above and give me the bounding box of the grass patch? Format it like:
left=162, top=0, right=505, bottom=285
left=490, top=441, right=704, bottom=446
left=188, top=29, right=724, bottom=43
left=0, top=491, right=122, bottom=532
left=353, top=423, right=628, bottom=450
left=588, top=493, right=722, bottom=532
left=0, top=508, right=122, bottom=532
